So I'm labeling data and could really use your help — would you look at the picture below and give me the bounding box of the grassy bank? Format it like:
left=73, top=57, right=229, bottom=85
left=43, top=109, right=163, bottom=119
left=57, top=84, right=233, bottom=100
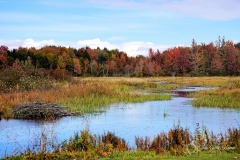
left=189, top=78, right=240, bottom=108
left=145, top=76, right=240, bottom=109
left=5, top=124, right=240, bottom=160
left=7, top=150, right=239, bottom=160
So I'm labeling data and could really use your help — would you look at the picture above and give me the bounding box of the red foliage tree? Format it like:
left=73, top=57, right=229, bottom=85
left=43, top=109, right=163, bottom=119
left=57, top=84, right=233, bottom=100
left=176, top=47, right=191, bottom=75
left=223, top=41, right=238, bottom=75
left=147, top=48, right=161, bottom=75
left=210, top=50, right=222, bottom=75
left=0, top=45, right=8, bottom=68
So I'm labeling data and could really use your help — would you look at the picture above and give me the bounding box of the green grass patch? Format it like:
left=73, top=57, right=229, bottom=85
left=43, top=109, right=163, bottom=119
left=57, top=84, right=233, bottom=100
left=61, top=84, right=171, bottom=114
left=102, top=151, right=240, bottom=160
left=190, top=79, right=240, bottom=109
left=191, top=94, right=240, bottom=108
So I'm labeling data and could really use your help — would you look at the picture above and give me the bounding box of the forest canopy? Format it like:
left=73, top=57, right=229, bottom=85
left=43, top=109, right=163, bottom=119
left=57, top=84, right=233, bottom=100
left=1, top=37, right=240, bottom=78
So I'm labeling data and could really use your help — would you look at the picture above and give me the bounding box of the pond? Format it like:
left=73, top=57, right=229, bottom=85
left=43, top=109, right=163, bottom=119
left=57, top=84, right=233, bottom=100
left=0, top=87, right=240, bottom=158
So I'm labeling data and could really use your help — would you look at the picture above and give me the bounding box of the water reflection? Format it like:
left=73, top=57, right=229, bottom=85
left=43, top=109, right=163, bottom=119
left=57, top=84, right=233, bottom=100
left=0, top=87, right=239, bottom=158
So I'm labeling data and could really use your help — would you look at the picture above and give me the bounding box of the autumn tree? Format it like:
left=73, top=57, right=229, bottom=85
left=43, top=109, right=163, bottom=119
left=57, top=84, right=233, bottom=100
left=210, top=50, right=222, bottom=75
left=190, top=39, right=201, bottom=75
left=164, top=48, right=179, bottom=76
left=106, top=60, right=116, bottom=76
left=57, top=55, right=66, bottom=69
left=154, top=50, right=162, bottom=75
left=90, top=60, right=98, bottom=76
left=73, top=58, right=81, bottom=76
left=176, top=47, right=191, bottom=75
left=198, top=43, right=215, bottom=75
left=223, top=41, right=238, bottom=75
left=144, top=58, right=155, bottom=76
left=147, top=48, right=161, bottom=75
left=87, top=48, right=97, bottom=61
left=0, top=45, right=8, bottom=68
left=134, top=56, right=145, bottom=77
left=124, top=63, right=134, bottom=76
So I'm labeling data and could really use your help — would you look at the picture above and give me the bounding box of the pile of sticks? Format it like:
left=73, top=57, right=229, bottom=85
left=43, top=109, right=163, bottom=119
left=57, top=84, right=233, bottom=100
left=11, top=102, right=81, bottom=120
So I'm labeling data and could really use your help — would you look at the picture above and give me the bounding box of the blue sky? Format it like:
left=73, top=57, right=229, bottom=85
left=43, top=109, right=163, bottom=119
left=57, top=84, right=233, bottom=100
left=0, top=0, right=240, bottom=56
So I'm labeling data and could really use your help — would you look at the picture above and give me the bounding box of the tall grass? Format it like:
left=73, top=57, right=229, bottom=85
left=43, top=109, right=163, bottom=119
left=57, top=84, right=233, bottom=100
left=0, top=77, right=171, bottom=118
left=61, top=80, right=171, bottom=113
left=190, top=79, right=240, bottom=108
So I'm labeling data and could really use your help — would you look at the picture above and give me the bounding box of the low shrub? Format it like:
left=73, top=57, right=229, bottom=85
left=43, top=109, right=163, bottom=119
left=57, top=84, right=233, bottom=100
left=0, top=67, right=55, bottom=93
left=0, top=67, right=24, bottom=92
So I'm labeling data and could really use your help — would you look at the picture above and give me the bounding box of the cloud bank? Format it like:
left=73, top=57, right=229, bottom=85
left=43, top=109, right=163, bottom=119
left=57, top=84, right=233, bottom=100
left=0, top=39, right=55, bottom=49
left=0, top=38, right=174, bottom=57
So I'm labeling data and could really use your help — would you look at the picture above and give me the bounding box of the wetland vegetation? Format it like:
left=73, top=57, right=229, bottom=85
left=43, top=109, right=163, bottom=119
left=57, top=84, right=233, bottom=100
left=4, top=124, right=240, bottom=160
left=1, top=76, right=240, bottom=159
left=2, top=76, right=240, bottom=120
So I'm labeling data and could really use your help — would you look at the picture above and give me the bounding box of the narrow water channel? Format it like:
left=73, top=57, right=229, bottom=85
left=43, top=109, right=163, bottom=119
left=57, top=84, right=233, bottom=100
left=0, top=87, right=239, bottom=158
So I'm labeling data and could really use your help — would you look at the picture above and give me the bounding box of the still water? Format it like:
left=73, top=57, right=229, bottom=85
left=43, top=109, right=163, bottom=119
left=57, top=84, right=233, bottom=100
left=0, top=87, right=240, bottom=157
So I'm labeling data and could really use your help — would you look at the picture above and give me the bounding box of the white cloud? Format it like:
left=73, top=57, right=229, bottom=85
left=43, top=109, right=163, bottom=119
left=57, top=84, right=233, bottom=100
left=0, top=39, right=55, bottom=49
left=119, top=41, right=155, bottom=56
left=76, top=39, right=160, bottom=56
left=75, top=39, right=173, bottom=56
left=77, top=38, right=113, bottom=49
left=1, top=38, right=175, bottom=57
left=23, top=39, right=55, bottom=48
left=0, top=39, right=23, bottom=49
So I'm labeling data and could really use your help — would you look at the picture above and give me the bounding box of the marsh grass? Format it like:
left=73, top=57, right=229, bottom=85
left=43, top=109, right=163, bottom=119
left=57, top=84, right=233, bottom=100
left=60, top=79, right=171, bottom=113
left=190, top=79, right=240, bottom=108
left=7, top=151, right=239, bottom=160
left=0, top=77, right=171, bottom=119
left=151, top=76, right=240, bottom=87
left=1, top=76, right=240, bottom=118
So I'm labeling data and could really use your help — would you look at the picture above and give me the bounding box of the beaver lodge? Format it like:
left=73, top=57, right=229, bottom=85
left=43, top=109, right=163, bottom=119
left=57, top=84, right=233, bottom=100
left=11, top=102, right=81, bottom=120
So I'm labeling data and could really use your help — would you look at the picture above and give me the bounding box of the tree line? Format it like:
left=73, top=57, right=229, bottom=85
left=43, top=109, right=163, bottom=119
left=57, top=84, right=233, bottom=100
left=0, top=37, right=240, bottom=78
